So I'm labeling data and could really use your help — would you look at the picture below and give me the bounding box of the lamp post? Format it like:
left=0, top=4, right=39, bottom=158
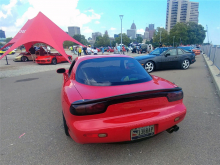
left=206, top=25, right=209, bottom=44
left=173, top=36, right=175, bottom=47
left=119, top=15, right=123, bottom=47
left=160, top=31, right=162, bottom=43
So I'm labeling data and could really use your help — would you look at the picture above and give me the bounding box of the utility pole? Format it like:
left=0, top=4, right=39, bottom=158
left=173, top=36, right=175, bottom=47
left=206, top=25, right=209, bottom=44
left=160, top=31, right=162, bottom=43
left=119, top=15, right=123, bottom=47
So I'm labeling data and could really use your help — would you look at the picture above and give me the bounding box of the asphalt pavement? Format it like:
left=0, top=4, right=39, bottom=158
left=0, top=54, right=220, bottom=165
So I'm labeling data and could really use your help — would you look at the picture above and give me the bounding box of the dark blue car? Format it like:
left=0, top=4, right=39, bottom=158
left=134, top=47, right=196, bottom=73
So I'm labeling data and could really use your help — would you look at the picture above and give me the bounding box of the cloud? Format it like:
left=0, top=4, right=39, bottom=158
left=0, top=0, right=101, bottom=37
left=95, top=21, right=100, bottom=24
left=110, top=27, right=116, bottom=31
left=137, top=29, right=145, bottom=33
left=82, top=27, right=93, bottom=33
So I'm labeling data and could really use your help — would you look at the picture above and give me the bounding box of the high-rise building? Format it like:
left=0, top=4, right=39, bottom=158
left=144, top=31, right=150, bottom=40
left=104, top=30, right=108, bottom=36
left=92, top=32, right=102, bottom=41
left=166, top=0, right=199, bottom=32
left=68, top=26, right=80, bottom=37
left=0, top=30, right=6, bottom=38
left=149, top=24, right=154, bottom=30
left=127, top=22, right=137, bottom=39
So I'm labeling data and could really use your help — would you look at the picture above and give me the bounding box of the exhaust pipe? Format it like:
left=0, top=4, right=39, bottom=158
left=166, top=125, right=179, bottom=134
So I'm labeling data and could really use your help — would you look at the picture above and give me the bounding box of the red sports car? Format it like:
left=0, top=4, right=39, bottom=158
left=57, top=55, right=186, bottom=144
left=106, top=48, right=114, bottom=52
left=35, top=53, right=72, bottom=65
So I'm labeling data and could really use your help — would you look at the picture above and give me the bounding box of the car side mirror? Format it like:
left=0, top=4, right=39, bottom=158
left=57, top=68, right=66, bottom=74
left=165, top=53, right=170, bottom=57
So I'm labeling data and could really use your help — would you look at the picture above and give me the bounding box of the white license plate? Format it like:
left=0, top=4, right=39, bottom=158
left=131, top=125, right=154, bottom=140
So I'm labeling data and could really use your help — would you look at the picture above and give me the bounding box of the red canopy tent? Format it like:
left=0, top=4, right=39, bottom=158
left=0, top=12, right=84, bottom=63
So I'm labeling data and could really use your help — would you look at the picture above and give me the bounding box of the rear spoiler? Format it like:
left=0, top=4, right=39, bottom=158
left=72, top=87, right=182, bottom=105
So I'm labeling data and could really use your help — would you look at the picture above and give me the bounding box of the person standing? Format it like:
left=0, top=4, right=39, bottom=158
left=93, top=47, right=98, bottom=55
left=87, top=45, right=92, bottom=55
left=101, top=46, right=104, bottom=55
left=159, top=42, right=162, bottom=48
left=117, top=45, right=121, bottom=54
left=122, top=46, right=126, bottom=54
left=78, top=47, right=82, bottom=56
left=83, top=45, right=87, bottom=55
left=29, top=45, right=36, bottom=63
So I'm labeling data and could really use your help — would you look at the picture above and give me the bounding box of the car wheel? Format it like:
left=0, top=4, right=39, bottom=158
left=68, top=56, right=72, bottom=62
left=144, top=61, right=154, bottom=73
left=62, top=113, right=70, bottom=136
left=181, top=59, right=190, bottom=70
left=21, top=56, right=28, bottom=62
left=51, top=58, right=57, bottom=65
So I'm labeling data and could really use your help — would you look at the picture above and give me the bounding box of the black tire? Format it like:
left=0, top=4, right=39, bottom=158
left=62, top=113, right=70, bottom=136
left=181, top=59, right=190, bottom=70
left=51, top=58, right=57, bottom=65
left=21, top=56, right=28, bottom=62
left=144, top=61, right=154, bottom=73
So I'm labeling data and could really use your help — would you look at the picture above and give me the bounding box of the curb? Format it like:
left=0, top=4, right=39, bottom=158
left=202, top=54, right=220, bottom=98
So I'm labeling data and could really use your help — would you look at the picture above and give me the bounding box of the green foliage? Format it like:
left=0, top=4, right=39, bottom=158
left=153, top=27, right=170, bottom=46
left=94, top=34, right=110, bottom=47
left=0, top=42, right=4, bottom=46
left=63, top=41, right=75, bottom=48
left=145, top=40, right=151, bottom=44
left=73, top=34, right=89, bottom=45
left=5, top=37, right=12, bottom=43
left=115, top=33, right=131, bottom=46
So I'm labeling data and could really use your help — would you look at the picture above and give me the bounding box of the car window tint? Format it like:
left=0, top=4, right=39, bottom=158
left=76, top=57, right=152, bottom=86
left=149, top=49, right=160, bottom=55
left=177, top=49, right=184, bottom=55
left=68, top=59, right=76, bottom=76
left=166, top=49, right=177, bottom=56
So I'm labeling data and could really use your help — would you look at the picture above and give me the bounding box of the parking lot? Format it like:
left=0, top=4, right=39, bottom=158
left=0, top=52, right=220, bottom=164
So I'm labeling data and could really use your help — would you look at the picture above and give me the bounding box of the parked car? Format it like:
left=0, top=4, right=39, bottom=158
left=13, top=52, right=37, bottom=62
left=178, top=46, right=200, bottom=55
left=35, top=53, right=72, bottom=65
left=134, top=47, right=196, bottom=72
left=106, top=48, right=114, bottom=52
left=56, top=55, right=187, bottom=144
left=0, top=48, right=16, bottom=55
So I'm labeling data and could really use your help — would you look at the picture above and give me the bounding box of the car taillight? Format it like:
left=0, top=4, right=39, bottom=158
left=70, top=102, right=108, bottom=116
left=166, top=90, right=183, bottom=102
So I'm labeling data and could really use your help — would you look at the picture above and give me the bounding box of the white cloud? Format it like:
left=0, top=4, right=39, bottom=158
left=137, top=29, right=145, bottom=33
left=110, top=27, right=116, bottom=31
left=95, top=21, right=100, bottom=24
left=82, top=27, right=93, bottom=33
left=1, top=0, right=101, bottom=37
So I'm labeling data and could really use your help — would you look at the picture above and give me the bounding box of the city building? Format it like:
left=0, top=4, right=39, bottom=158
left=68, top=26, right=80, bottom=37
left=144, top=31, right=150, bottom=40
left=88, top=37, right=92, bottom=41
left=144, top=25, right=155, bottom=40
left=0, top=30, right=6, bottom=38
left=127, top=22, right=137, bottom=39
left=166, top=0, right=199, bottom=32
left=149, top=24, right=155, bottom=30
left=92, top=32, right=102, bottom=41
left=105, top=30, right=108, bottom=36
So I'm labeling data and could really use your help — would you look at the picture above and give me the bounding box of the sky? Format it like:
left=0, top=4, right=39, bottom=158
left=0, top=0, right=220, bottom=45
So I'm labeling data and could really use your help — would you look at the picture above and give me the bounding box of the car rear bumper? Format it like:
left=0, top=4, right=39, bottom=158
left=67, top=103, right=186, bottom=144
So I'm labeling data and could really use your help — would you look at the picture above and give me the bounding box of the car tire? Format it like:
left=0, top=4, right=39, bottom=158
left=144, top=61, right=154, bottom=73
left=62, top=113, right=70, bottom=136
left=51, top=58, right=57, bottom=65
left=181, top=59, right=190, bottom=70
left=21, top=56, right=28, bottom=62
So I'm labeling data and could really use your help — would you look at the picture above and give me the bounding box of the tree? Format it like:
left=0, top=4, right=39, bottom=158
left=153, top=27, right=169, bottom=46
left=186, top=22, right=206, bottom=45
left=5, top=37, right=12, bottom=43
left=169, top=23, right=188, bottom=46
left=136, top=36, right=143, bottom=43
left=115, top=33, right=131, bottom=46
left=73, top=34, right=89, bottom=45
left=94, top=34, right=110, bottom=47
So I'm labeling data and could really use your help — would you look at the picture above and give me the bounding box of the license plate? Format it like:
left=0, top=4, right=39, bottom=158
left=131, top=125, right=154, bottom=140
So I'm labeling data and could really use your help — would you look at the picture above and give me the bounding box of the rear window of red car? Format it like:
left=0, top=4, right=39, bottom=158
left=75, top=57, right=152, bottom=86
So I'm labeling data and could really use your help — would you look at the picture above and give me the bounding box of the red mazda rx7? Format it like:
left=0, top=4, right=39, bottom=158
left=57, top=55, right=187, bottom=144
